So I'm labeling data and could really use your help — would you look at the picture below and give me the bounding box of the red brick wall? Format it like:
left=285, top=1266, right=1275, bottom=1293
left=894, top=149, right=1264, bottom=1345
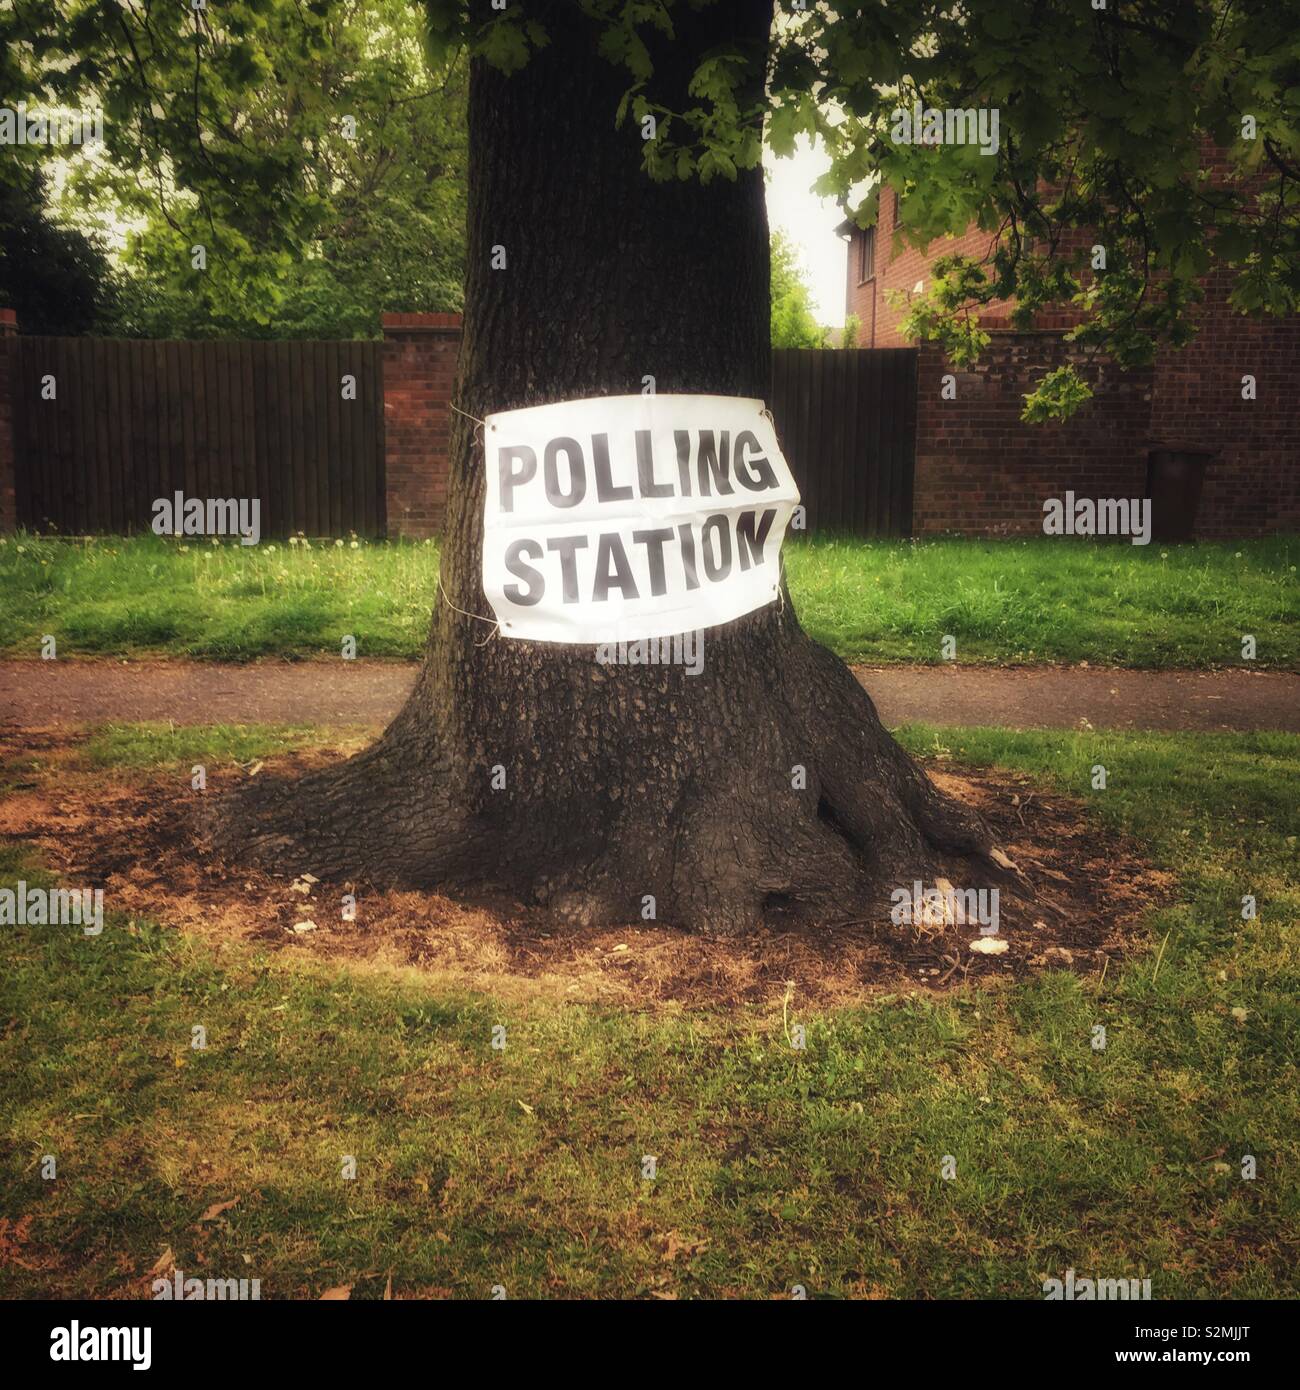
left=1149, top=270, right=1300, bottom=538
left=382, top=312, right=462, bottom=537
left=843, top=181, right=1299, bottom=537
left=913, top=331, right=1155, bottom=535
left=0, top=309, right=15, bottom=533
left=848, top=187, right=1005, bottom=348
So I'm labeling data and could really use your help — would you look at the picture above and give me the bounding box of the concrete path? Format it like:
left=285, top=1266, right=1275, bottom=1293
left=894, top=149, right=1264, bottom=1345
left=1, top=659, right=1296, bottom=733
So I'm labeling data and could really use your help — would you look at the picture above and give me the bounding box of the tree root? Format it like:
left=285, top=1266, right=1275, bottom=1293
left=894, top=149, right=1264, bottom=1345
left=205, top=626, right=1028, bottom=936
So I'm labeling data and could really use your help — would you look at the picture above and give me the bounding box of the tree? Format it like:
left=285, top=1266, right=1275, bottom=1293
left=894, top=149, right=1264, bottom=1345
left=15, top=1, right=1295, bottom=932
left=211, top=0, right=999, bottom=935
left=0, top=166, right=118, bottom=335
left=4, top=0, right=466, bottom=339
left=770, top=229, right=827, bottom=347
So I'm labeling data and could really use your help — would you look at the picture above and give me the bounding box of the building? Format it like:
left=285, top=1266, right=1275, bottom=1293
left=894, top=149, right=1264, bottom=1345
left=835, top=184, right=1299, bottom=537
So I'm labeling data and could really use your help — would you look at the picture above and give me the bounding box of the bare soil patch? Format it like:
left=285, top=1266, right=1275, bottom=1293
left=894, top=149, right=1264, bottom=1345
left=0, top=729, right=1173, bottom=1009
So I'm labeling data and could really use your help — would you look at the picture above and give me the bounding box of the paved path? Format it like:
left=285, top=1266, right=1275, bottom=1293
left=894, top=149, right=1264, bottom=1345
left=1, top=659, right=1296, bottom=733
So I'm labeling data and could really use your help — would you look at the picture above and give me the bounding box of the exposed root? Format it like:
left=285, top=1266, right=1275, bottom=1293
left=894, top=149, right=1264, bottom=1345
left=206, top=621, right=1028, bottom=936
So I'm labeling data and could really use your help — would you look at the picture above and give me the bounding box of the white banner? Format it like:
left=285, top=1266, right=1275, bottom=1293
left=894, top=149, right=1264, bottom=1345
left=482, top=394, right=800, bottom=643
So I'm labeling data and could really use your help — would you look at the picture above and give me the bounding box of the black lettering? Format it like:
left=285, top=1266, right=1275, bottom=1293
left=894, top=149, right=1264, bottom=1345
left=546, top=535, right=589, bottom=602
left=498, top=445, right=537, bottom=513
left=674, top=430, right=693, bottom=497
left=736, top=509, right=776, bottom=570
left=734, top=431, right=778, bottom=491
left=676, top=522, right=700, bottom=590
left=701, top=514, right=731, bottom=580
left=503, top=539, right=544, bottom=605
left=636, top=430, right=674, bottom=498
left=631, top=528, right=674, bottom=597
left=593, top=534, right=639, bottom=601
left=592, top=433, right=633, bottom=503
left=696, top=431, right=733, bottom=497
left=544, top=437, right=586, bottom=508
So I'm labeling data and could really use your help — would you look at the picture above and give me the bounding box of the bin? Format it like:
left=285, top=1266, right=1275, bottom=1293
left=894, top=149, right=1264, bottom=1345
left=1145, top=447, right=1214, bottom=542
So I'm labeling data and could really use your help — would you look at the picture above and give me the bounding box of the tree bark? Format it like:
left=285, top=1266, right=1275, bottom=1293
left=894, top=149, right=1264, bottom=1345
left=211, top=0, right=1003, bottom=935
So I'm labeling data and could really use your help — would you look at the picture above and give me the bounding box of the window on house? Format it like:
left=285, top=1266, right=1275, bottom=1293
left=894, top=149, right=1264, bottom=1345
left=857, top=225, right=876, bottom=283
left=892, top=193, right=903, bottom=228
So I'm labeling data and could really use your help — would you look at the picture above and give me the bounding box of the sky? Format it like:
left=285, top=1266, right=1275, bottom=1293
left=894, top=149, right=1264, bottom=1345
left=764, top=134, right=848, bottom=328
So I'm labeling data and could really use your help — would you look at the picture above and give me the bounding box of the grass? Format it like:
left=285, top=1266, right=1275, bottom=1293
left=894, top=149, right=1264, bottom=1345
left=1, top=722, right=1297, bottom=1299
left=1, top=531, right=1295, bottom=667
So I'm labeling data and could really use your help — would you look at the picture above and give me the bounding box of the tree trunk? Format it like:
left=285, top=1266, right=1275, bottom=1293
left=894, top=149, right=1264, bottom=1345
left=211, top=0, right=1002, bottom=935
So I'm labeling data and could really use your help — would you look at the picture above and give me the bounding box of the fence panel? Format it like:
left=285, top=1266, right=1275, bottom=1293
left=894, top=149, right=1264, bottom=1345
left=771, top=347, right=917, bottom=536
left=12, top=337, right=386, bottom=537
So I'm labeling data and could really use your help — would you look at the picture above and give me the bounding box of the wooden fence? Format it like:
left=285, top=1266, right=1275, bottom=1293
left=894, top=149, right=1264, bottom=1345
left=8, top=337, right=916, bottom=539
left=770, top=346, right=917, bottom=536
left=12, top=338, right=386, bottom=536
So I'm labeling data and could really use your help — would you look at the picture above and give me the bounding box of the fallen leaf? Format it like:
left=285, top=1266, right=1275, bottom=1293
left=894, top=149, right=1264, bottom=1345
left=969, top=937, right=1009, bottom=955
left=516, top=1099, right=535, bottom=1115
left=659, top=1230, right=709, bottom=1263
left=989, top=848, right=1019, bottom=872
left=198, top=1197, right=241, bottom=1223
left=292, top=920, right=317, bottom=934
left=148, top=1247, right=176, bottom=1277
left=247, top=761, right=264, bottom=777
left=319, top=1284, right=353, bottom=1300
left=384, top=1273, right=393, bottom=1301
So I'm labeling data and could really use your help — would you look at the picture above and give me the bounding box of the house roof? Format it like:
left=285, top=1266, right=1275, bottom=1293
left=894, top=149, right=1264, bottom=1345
left=834, top=186, right=880, bottom=237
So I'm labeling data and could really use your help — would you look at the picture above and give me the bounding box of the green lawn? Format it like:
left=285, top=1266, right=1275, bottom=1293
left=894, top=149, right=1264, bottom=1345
left=1, top=531, right=1295, bottom=667
left=1, top=722, right=1296, bottom=1299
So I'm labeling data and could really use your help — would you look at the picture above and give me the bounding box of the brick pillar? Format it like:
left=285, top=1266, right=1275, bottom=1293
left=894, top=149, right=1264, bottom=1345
left=381, top=311, right=462, bottom=537
left=0, top=308, right=16, bottom=533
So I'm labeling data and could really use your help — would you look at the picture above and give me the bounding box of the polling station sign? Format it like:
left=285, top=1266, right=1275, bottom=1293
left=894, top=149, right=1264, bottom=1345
left=482, top=394, right=801, bottom=643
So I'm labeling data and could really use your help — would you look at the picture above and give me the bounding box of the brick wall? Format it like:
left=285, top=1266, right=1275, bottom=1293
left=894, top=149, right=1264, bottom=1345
left=913, top=331, right=1154, bottom=535
left=848, top=187, right=1005, bottom=348
left=0, top=309, right=15, bottom=533
left=1149, top=270, right=1300, bottom=538
left=843, top=181, right=1300, bottom=537
left=382, top=311, right=462, bottom=537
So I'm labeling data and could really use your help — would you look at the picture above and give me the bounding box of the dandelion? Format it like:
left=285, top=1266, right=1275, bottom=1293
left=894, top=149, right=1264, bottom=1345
left=350, top=540, right=359, bottom=550
left=335, top=539, right=344, bottom=548
left=16, top=545, right=26, bottom=554
left=289, top=537, right=299, bottom=547
left=179, top=545, right=190, bottom=554
left=211, top=536, right=220, bottom=546
left=266, top=544, right=276, bottom=553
